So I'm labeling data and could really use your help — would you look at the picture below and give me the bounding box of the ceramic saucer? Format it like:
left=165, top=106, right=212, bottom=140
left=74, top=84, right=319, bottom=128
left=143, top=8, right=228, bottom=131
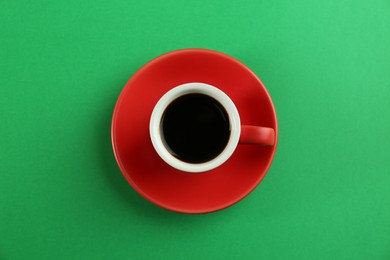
left=111, top=49, right=278, bottom=213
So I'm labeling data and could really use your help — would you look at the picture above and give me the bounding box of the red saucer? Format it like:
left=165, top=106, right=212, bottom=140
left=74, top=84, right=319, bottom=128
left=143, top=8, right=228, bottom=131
left=111, top=49, right=278, bottom=214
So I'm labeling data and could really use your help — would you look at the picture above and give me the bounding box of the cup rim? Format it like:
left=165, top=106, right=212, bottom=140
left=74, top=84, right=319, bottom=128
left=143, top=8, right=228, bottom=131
left=149, top=82, right=241, bottom=173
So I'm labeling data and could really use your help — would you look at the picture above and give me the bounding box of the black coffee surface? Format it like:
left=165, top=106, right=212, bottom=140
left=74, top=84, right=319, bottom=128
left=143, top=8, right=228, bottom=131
left=161, top=94, right=230, bottom=164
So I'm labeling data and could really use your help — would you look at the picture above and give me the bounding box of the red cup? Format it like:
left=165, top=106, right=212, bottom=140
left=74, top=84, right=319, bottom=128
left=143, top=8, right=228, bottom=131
left=149, top=82, right=275, bottom=173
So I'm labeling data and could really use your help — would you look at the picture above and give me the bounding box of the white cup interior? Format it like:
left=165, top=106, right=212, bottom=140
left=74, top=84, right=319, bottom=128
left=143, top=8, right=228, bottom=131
left=149, top=82, right=241, bottom=173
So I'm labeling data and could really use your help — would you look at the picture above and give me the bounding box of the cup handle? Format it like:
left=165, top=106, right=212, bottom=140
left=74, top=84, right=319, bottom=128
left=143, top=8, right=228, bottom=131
left=239, top=125, right=275, bottom=146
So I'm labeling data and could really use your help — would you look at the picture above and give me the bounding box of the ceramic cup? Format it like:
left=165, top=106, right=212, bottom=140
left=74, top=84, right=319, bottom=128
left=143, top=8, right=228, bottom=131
left=150, top=82, right=275, bottom=173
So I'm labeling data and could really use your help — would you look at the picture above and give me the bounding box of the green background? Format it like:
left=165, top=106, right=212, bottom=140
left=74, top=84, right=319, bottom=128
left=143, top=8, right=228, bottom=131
left=1, top=0, right=389, bottom=259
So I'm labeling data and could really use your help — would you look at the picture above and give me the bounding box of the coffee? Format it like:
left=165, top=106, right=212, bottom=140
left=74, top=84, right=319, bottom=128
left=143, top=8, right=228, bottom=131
left=161, top=94, right=231, bottom=164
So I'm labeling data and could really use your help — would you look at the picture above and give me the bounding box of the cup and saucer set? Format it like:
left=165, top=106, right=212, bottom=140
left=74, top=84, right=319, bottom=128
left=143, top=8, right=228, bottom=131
left=111, top=49, right=278, bottom=214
